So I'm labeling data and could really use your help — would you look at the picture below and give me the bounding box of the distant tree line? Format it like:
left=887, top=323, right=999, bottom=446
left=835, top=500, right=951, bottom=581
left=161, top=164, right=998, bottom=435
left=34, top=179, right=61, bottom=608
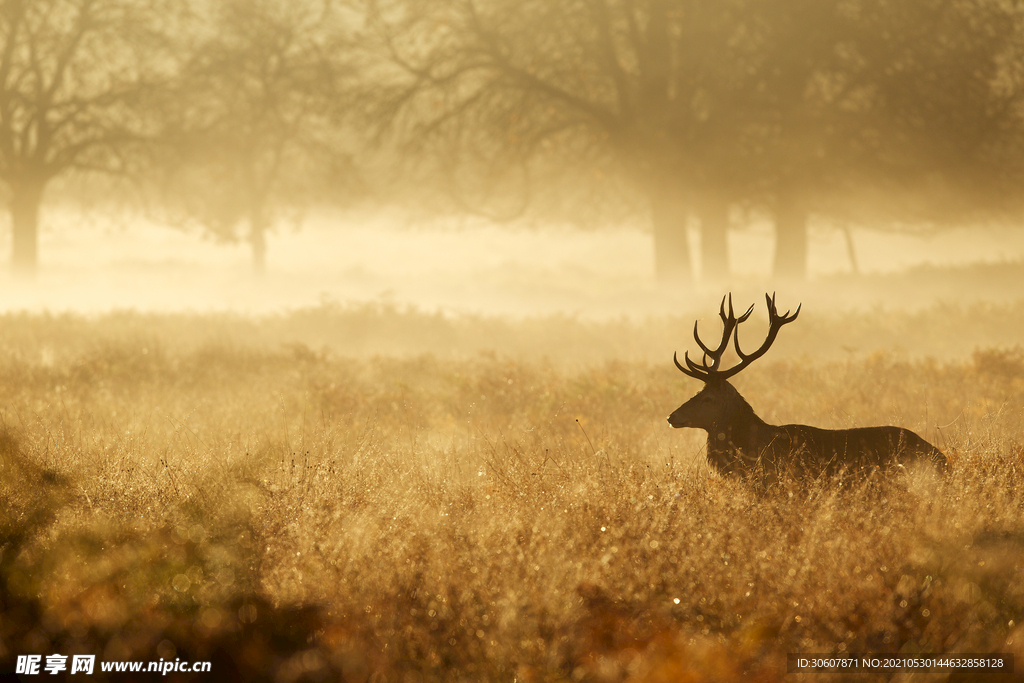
left=1, top=0, right=1022, bottom=280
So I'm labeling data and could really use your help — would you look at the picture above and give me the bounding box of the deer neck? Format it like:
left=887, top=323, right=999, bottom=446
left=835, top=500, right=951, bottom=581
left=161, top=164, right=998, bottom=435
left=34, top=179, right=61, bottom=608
left=707, top=408, right=770, bottom=457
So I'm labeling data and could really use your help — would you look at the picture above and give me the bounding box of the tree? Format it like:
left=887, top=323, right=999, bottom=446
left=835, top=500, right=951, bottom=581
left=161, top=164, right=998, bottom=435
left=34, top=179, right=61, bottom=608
left=0, top=0, right=173, bottom=275
left=369, top=0, right=1024, bottom=283
left=740, top=0, right=856, bottom=279
left=159, top=0, right=356, bottom=274
left=743, top=0, right=1024, bottom=278
left=855, top=0, right=1024, bottom=221
left=368, top=0, right=762, bottom=284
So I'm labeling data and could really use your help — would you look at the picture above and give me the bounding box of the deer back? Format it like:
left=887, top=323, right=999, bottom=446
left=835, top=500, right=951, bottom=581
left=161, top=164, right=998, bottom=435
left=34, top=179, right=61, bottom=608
left=712, top=422, right=948, bottom=485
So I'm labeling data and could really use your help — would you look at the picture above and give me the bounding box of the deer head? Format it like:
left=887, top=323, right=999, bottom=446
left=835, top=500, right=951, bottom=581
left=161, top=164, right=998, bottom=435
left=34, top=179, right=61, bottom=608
left=668, top=293, right=800, bottom=431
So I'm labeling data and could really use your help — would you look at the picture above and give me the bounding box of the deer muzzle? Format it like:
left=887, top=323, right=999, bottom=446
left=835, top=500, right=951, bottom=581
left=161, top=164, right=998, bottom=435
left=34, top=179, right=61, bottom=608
left=667, top=407, right=691, bottom=429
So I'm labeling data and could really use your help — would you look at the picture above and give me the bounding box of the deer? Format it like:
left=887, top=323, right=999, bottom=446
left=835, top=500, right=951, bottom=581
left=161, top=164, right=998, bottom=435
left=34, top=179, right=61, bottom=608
left=668, top=294, right=948, bottom=487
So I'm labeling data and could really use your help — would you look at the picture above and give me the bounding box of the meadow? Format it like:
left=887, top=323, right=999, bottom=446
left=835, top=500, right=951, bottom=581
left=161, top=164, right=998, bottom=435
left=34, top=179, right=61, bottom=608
left=0, top=302, right=1022, bottom=682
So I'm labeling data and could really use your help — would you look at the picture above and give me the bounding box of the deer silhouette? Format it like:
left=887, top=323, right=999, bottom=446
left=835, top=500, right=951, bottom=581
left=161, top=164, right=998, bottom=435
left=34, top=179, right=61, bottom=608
left=668, top=294, right=947, bottom=486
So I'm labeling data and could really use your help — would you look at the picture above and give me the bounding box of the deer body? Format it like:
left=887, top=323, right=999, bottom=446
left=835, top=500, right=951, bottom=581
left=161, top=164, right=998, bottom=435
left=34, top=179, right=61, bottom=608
left=669, top=295, right=947, bottom=485
left=669, top=380, right=947, bottom=484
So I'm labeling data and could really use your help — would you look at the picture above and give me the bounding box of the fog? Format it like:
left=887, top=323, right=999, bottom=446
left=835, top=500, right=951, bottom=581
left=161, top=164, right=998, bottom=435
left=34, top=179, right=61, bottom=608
left=2, top=210, right=1023, bottom=319
left=3, top=0, right=1024, bottom=330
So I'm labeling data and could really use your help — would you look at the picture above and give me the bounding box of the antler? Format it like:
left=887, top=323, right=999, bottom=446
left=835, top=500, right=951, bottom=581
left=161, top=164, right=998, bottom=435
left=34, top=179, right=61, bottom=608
left=673, top=293, right=753, bottom=380
left=674, top=293, right=800, bottom=382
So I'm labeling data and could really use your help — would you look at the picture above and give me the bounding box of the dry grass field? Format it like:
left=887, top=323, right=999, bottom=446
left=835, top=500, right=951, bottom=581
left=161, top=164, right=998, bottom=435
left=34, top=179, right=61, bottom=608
left=1, top=303, right=1023, bottom=681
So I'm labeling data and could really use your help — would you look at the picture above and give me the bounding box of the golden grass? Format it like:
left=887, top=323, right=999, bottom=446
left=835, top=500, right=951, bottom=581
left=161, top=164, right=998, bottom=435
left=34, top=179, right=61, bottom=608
left=0, top=306, right=1022, bottom=682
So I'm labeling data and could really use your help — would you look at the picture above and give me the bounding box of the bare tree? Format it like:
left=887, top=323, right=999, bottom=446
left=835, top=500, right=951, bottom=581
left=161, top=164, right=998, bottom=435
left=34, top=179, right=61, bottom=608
left=368, top=0, right=1024, bottom=283
left=0, top=0, right=173, bottom=275
left=746, top=0, right=1024, bottom=278
left=368, top=0, right=763, bottom=284
left=159, top=0, right=357, bottom=274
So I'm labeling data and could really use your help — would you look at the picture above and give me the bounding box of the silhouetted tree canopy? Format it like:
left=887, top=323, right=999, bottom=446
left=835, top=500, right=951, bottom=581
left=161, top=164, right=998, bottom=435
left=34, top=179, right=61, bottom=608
left=366, top=0, right=1024, bottom=282
left=156, top=0, right=359, bottom=274
left=0, top=0, right=177, bottom=274
left=3, top=0, right=1023, bottom=281
left=367, top=0, right=753, bottom=282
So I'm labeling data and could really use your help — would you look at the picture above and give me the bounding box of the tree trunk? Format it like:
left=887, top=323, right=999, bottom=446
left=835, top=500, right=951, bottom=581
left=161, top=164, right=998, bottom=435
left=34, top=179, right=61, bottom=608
left=650, top=187, right=692, bottom=285
left=772, top=194, right=808, bottom=279
left=250, top=212, right=267, bottom=275
left=11, top=181, right=45, bottom=276
left=841, top=225, right=859, bottom=274
left=696, top=195, right=729, bottom=281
